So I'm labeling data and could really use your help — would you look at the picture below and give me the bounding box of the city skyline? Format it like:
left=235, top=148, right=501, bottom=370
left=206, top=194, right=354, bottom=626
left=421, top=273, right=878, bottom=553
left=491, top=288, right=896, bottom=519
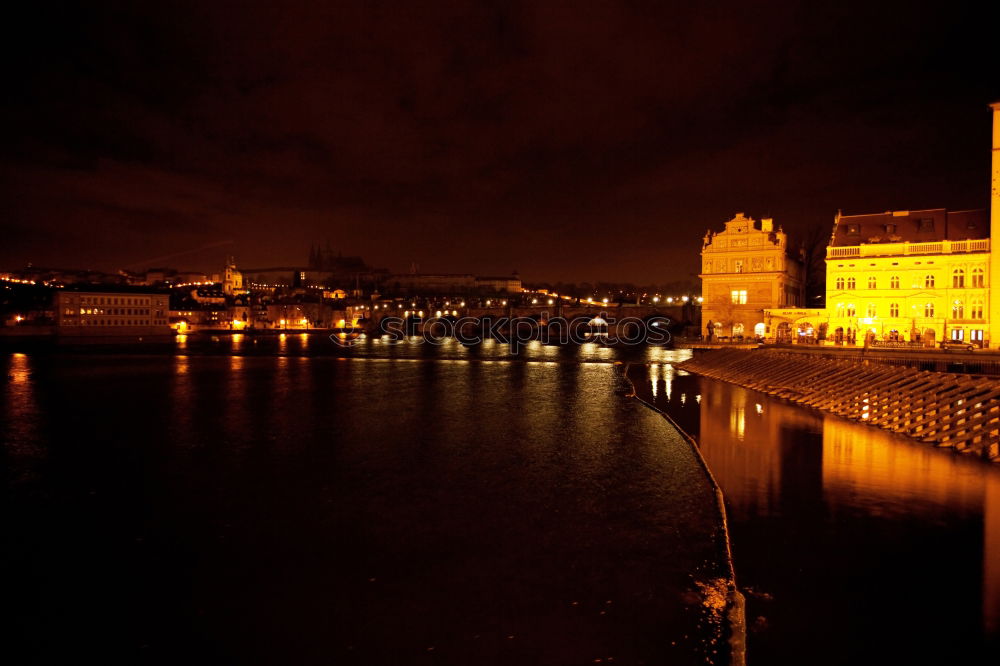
left=2, top=1, right=996, bottom=282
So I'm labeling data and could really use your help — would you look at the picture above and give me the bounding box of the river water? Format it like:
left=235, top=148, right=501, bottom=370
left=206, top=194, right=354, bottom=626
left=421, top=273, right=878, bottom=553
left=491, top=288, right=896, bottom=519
left=631, top=351, right=1000, bottom=664
left=2, top=338, right=730, bottom=666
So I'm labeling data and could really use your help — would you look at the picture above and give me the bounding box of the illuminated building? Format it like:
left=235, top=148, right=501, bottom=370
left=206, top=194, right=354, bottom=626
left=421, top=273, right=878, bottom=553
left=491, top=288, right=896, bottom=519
left=766, top=102, right=1000, bottom=347
left=55, top=289, right=169, bottom=334
left=222, top=257, right=247, bottom=296
left=474, top=275, right=523, bottom=293
left=699, top=213, right=805, bottom=339
left=821, top=208, right=988, bottom=346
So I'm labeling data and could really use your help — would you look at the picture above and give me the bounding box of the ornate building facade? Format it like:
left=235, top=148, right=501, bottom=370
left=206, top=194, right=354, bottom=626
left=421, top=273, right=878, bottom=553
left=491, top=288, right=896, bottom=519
left=821, top=208, right=989, bottom=346
left=700, top=213, right=805, bottom=339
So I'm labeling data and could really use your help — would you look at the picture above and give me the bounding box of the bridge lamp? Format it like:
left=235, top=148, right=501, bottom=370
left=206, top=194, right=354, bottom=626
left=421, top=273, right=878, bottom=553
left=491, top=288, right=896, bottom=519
left=652, top=296, right=659, bottom=303
left=602, top=298, right=609, bottom=304
left=547, top=299, right=553, bottom=305
left=682, top=296, right=689, bottom=302
left=697, top=296, right=703, bottom=303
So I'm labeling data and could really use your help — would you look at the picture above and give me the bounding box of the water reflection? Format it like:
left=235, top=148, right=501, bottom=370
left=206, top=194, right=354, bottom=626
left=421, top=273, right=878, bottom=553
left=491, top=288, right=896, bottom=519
left=633, top=356, right=1000, bottom=663
left=2, top=353, right=41, bottom=459
left=168, top=332, right=680, bottom=365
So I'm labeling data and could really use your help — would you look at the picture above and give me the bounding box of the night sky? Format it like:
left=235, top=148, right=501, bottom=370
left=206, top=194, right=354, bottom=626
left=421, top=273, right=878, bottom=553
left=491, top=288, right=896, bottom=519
left=1, top=0, right=996, bottom=282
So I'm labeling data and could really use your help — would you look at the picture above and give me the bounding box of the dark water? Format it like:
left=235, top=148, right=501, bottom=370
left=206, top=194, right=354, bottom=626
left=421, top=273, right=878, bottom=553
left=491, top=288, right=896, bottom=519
left=633, top=353, right=1000, bottom=664
left=2, top=340, right=729, bottom=665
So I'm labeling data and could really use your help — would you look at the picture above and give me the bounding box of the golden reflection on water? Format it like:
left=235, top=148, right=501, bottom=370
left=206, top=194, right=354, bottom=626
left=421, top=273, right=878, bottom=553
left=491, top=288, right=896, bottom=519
left=987, top=481, right=1000, bottom=634
left=3, top=353, right=40, bottom=456
left=681, top=369, right=1000, bottom=638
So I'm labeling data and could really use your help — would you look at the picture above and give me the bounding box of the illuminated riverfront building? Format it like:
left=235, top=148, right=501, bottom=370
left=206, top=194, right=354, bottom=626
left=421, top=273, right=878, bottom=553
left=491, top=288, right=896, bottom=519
left=699, top=212, right=806, bottom=340
left=765, top=102, right=1000, bottom=347
left=821, top=208, right=989, bottom=346
left=55, top=289, right=170, bottom=334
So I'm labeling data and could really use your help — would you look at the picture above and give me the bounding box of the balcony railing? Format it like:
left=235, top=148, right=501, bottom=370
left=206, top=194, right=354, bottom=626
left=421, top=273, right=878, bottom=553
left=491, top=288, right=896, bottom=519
left=827, top=238, right=989, bottom=259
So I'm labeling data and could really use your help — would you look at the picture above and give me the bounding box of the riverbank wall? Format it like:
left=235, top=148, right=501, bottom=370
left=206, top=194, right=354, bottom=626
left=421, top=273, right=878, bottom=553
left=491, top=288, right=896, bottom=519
left=616, top=362, right=747, bottom=666
left=676, top=349, right=1000, bottom=462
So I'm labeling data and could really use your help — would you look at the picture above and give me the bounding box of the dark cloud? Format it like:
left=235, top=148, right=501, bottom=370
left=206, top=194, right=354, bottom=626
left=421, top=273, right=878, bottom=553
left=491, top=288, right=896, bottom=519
left=1, top=0, right=995, bottom=281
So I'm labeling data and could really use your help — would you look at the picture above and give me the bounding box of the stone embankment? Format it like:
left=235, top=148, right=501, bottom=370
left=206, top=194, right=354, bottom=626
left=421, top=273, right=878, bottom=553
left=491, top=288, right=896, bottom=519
left=676, top=349, right=1000, bottom=462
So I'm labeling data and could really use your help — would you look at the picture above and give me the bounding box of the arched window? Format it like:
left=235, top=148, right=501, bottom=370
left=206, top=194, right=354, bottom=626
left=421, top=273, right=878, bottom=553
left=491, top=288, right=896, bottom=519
left=971, top=298, right=984, bottom=319
left=866, top=304, right=877, bottom=317
left=836, top=277, right=845, bottom=290
left=924, top=302, right=935, bottom=317
left=953, top=268, right=965, bottom=288
left=972, top=267, right=985, bottom=287
left=847, top=277, right=856, bottom=289
left=867, top=276, right=877, bottom=289
left=846, top=304, right=856, bottom=317
left=953, top=300, right=964, bottom=319
left=890, top=275, right=900, bottom=289
left=836, top=303, right=845, bottom=317
left=925, top=274, right=935, bottom=289
left=890, top=303, right=899, bottom=317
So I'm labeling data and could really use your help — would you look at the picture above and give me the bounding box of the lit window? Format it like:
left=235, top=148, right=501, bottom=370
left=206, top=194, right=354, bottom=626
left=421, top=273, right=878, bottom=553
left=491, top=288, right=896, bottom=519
left=971, top=299, right=984, bottom=319
left=890, top=303, right=899, bottom=317
left=953, top=300, right=964, bottom=319
left=953, top=268, right=965, bottom=288
left=925, top=275, right=935, bottom=289
left=730, top=290, right=747, bottom=305
left=846, top=304, right=856, bottom=317
left=836, top=303, right=845, bottom=316
left=924, top=303, right=935, bottom=317
left=890, top=276, right=900, bottom=289
left=972, top=267, right=985, bottom=287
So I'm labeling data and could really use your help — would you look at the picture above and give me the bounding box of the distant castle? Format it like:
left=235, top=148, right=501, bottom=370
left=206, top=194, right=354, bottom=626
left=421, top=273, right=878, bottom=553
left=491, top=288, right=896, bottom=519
left=307, top=243, right=371, bottom=274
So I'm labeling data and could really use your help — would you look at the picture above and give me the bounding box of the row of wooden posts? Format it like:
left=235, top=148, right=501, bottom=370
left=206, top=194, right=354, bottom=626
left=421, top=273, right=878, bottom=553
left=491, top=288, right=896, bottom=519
left=676, top=349, right=1000, bottom=462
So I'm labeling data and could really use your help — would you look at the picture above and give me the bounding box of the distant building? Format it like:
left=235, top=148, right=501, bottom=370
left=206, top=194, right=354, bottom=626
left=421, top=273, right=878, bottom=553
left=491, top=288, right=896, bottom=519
left=699, top=213, right=805, bottom=339
left=222, top=257, right=247, bottom=296
left=383, top=273, right=523, bottom=295
left=386, top=274, right=476, bottom=293
left=475, top=275, right=522, bottom=293
left=55, top=289, right=170, bottom=334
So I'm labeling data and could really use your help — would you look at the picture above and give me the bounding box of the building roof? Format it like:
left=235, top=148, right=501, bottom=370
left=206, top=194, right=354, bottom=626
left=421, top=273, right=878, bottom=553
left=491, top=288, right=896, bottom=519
left=830, top=208, right=987, bottom=247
